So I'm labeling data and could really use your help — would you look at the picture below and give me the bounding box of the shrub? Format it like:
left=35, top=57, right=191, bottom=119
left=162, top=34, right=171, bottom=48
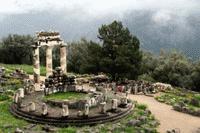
left=136, top=104, right=147, bottom=110
left=0, top=94, right=10, bottom=101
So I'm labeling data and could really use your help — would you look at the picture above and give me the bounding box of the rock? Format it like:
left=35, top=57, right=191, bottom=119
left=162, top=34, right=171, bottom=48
left=139, top=116, right=147, bottom=122
left=42, top=125, right=57, bottom=132
left=178, top=101, right=185, bottom=107
left=3, top=124, right=13, bottom=128
left=144, top=109, right=151, bottom=115
left=173, top=104, right=182, bottom=111
left=23, top=124, right=36, bottom=130
left=15, top=128, right=24, bottom=133
left=144, top=127, right=156, bottom=133
left=197, top=110, right=200, bottom=116
left=166, top=128, right=181, bottom=133
left=195, top=128, right=200, bottom=133
left=190, top=98, right=200, bottom=107
left=108, top=126, right=113, bottom=132
left=150, top=121, right=159, bottom=127
left=127, top=119, right=141, bottom=127
left=0, top=88, right=4, bottom=93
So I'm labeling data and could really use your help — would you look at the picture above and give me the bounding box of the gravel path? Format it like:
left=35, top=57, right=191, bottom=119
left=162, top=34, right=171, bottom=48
left=129, top=95, right=200, bottom=133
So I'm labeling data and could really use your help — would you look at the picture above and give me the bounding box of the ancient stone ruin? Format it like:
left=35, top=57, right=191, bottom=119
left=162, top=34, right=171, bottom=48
left=32, top=31, right=67, bottom=90
left=10, top=32, right=133, bottom=126
left=9, top=68, right=29, bottom=79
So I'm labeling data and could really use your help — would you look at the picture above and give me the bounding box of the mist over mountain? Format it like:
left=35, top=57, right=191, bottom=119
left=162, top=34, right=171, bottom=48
left=0, top=0, right=199, bottom=60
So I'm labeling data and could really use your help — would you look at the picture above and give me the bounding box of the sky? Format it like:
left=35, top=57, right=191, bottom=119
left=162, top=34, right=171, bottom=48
left=0, top=0, right=199, bottom=59
left=0, top=0, right=199, bottom=19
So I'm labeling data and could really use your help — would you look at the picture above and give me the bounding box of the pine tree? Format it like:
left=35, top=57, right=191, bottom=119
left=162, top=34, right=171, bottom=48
left=98, top=21, right=142, bottom=80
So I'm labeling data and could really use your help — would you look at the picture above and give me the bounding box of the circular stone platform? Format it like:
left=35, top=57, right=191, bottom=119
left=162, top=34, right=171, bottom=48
left=10, top=87, right=133, bottom=126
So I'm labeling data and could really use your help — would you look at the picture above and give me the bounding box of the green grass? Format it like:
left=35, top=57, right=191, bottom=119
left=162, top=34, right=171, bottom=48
left=0, top=101, right=28, bottom=133
left=44, top=92, right=88, bottom=101
left=155, top=88, right=200, bottom=110
left=0, top=94, right=10, bottom=101
left=0, top=63, right=46, bottom=76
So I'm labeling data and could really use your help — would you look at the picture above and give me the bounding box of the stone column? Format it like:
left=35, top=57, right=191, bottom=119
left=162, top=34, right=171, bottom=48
left=84, top=103, right=89, bottom=116
left=60, top=45, right=67, bottom=74
left=61, top=104, right=69, bottom=117
left=33, top=46, right=40, bottom=83
left=100, top=102, right=106, bottom=114
left=42, top=103, right=48, bottom=116
left=46, top=46, right=53, bottom=77
left=14, top=92, right=19, bottom=104
left=29, top=102, right=36, bottom=112
left=111, top=99, right=118, bottom=110
left=18, top=88, right=24, bottom=98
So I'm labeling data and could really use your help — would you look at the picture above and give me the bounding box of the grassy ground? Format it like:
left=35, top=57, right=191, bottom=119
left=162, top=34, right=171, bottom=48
left=0, top=63, right=46, bottom=76
left=44, top=92, right=88, bottom=101
left=155, top=88, right=200, bottom=111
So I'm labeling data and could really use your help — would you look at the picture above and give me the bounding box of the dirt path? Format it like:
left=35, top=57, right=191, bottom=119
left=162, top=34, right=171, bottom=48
left=129, top=95, right=200, bottom=133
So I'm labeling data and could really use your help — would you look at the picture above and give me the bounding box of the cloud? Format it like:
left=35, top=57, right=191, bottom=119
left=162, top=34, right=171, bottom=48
left=152, top=10, right=172, bottom=25
left=0, top=0, right=199, bottom=17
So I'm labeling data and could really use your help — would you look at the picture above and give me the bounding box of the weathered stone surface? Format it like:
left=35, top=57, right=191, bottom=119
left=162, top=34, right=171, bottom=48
left=18, top=88, right=24, bottom=98
left=15, top=128, right=24, bottom=133
left=111, top=99, right=118, bottom=110
left=33, top=46, right=40, bottom=84
left=61, top=104, right=69, bottom=117
left=100, top=102, right=107, bottom=114
left=84, top=103, right=89, bottom=116
left=29, top=102, right=36, bottom=112
left=139, top=116, right=147, bottom=122
left=126, top=119, right=141, bottom=127
left=42, top=103, right=48, bottom=116
left=190, top=98, right=200, bottom=107
left=166, top=128, right=181, bottom=133
left=42, top=125, right=57, bottom=132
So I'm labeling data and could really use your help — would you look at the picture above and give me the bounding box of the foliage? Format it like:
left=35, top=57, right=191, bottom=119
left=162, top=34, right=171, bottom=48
left=98, top=21, right=142, bottom=80
left=152, top=50, right=193, bottom=88
left=0, top=94, right=10, bottom=101
left=136, top=104, right=148, bottom=110
left=191, top=62, right=200, bottom=91
left=155, top=88, right=200, bottom=109
left=68, top=39, right=102, bottom=74
left=0, top=34, right=34, bottom=64
left=140, top=50, right=200, bottom=91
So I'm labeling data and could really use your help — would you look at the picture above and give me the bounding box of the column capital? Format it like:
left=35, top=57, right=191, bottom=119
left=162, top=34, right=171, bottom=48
left=32, top=42, right=41, bottom=48
left=60, top=42, right=67, bottom=47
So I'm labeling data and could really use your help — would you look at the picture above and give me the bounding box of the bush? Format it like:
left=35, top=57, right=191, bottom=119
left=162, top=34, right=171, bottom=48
left=136, top=104, right=147, bottom=110
left=0, top=94, right=10, bottom=101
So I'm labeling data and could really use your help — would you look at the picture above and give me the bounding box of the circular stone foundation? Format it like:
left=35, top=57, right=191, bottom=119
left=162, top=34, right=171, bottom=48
left=10, top=89, right=133, bottom=126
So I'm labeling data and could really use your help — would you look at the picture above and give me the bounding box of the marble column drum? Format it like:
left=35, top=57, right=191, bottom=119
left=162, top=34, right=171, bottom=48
left=33, top=46, right=40, bottom=83
left=60, top=45, right=67, bottom=74
left=46, top=46, right=53, bottom=77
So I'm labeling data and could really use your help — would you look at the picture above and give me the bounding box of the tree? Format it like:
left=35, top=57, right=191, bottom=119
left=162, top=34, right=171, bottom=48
left=191, top=62, right=200, bottom=91
left=98, top=21, right=142, bottom=80
left=0, top=34, right=34, bottom=64
left=67, top=39, right=102, bottom=74
left=152, top=50, right=193, bottom=88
